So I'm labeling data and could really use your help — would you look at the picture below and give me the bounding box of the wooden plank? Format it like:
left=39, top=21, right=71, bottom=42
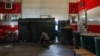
left=73, top=48, right=95, bottom=55
left=81, top=54, right=95, bottom=56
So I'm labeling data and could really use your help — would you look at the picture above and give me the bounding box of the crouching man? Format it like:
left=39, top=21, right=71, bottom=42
left=40, top=32, right=51, bottom=47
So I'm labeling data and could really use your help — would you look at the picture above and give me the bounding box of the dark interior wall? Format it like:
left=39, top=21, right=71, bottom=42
left=18, top=18, right=55, bottom=42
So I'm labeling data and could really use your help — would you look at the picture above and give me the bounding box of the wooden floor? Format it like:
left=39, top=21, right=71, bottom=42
left=0, top=43, right=74, bottom=56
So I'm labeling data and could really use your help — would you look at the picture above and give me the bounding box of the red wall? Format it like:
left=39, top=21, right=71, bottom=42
left=69, top=0, right=100, bottom=33
left=78, top=0, right=85, bottom=11
left=70, top=24, right=100, bottom=33
left=69, top=0, right=100, bottom=13
left=79, top=0, right=100, bottom=33
left=78, top=0, right=100, bottom=11
left=69, top=3, right=78, bottom=14
left=87, top=25, right=100, bottom=33
left=70, top=24, right=77, bottom=31
left=0, top=25, right=18, bottom=36
left=0, top=2, right=20, bottom=36
left=0, top=2, right=21, bottom=13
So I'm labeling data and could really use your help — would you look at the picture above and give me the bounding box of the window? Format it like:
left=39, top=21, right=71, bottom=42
left=5, top=2, right=12, bottom=9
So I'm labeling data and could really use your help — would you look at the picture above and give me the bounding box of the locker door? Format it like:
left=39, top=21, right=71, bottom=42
left=19, top=24, right=31, bottom=42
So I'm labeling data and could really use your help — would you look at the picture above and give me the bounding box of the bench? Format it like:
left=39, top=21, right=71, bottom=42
left=73, top=48, right=95, bottom=56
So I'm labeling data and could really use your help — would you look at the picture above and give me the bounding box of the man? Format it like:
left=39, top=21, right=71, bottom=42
left=40, top=32, right=50, bottom=45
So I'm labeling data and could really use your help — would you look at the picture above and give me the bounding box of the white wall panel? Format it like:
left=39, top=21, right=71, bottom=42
left=22, top=8, right=40, bottom=14
left=1, top=21, right=18, bottom=25
left=40, top=4, right=66, bottom=8
left=22, top=8, right=40, bottom=18
left=40, top=3, right=68, bottom=8
left=69, top=0, right=78, bottom=2
left=87, top=7, right=100, bottom=20
left=51, top=14, right=68, bottom=20
left=22, top=13, right=40, bottom=18
left=87, top=21, right=100, bottom=25
left=22, top=3, right=40, bottom=8
left=87, top=6, right=100, bottom=24
left=22, top=0, right=69, bottom=20
left=40, top=9, right=67, bottom=14
left=40, top=0, right=68, bottom=3
left=22, top=0, right=40, bottom=3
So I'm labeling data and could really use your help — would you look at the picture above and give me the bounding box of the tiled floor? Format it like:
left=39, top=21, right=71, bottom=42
left=0, top=43, right=74, bottom=56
